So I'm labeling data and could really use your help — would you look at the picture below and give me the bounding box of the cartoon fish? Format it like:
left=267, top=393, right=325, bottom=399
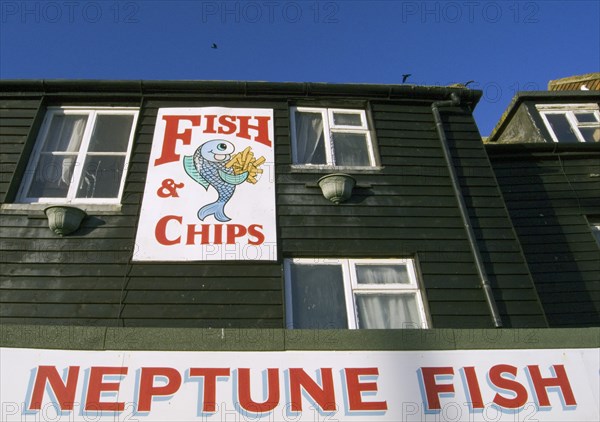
left=183, top=140, right=248, bottom=222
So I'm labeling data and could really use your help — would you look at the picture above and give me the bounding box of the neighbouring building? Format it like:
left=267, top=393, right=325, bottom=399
left=0, top=79, right=598, bottom=421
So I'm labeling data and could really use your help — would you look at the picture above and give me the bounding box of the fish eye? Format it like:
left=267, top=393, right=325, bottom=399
left=217, top=143, right=227, bottom=151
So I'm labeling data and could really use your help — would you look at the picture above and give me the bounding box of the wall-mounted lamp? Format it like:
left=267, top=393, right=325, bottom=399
left=317, top=173, right=356, bottom=204
left=44, top=206, right=87, bottom=236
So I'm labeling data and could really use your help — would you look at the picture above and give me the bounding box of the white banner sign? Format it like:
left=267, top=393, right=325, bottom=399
left=133, top=107, right=277, bottom=261
left=1, top=347, right=598, bottom=421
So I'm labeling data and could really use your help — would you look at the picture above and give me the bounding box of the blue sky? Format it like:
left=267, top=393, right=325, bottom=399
left=1, top=0, right=599, bottom=135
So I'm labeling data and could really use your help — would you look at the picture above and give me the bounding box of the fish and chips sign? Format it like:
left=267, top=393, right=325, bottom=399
left=134, top=107, right=276, bottom=261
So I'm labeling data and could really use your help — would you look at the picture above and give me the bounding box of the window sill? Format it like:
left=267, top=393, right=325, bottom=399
left=0, top=203, right=123, bottom=217
left=290, top=165, right=384, bottom=174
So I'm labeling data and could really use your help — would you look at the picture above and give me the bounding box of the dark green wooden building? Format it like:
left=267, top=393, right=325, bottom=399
left=0, top=80, right=598, bottom=422
left=0, top=80, right=598, bottom=329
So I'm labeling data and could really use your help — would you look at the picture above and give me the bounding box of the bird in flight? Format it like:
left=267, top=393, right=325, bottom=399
left=402, top=74, right=411, bottom=83
left=211, top=43, right=218, bottom=49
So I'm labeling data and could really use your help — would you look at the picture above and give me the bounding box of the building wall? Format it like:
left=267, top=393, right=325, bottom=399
left=488, top=145, right=600, bottom=327
left=1, top=82, right=547, bottom=328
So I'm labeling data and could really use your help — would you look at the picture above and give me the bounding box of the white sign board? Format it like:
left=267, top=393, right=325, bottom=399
left=133, top=107, right=277, bottom=261
left=1, top=347, right=598, bottom=421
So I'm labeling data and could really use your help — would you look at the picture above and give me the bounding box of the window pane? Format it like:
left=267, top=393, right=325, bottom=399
left=88, top=115, right=134, bottom=152
left=290, top=264, right=348, bottom=329
left=27, top=154, right=76, bottom=198
left=545, top=114, right=579, bottom=143
left=574, top=113, right=598, bottom=123
left=333, top=112, right=362, bottom=126
left=579, top=127, right=600, bottom=143
left=356, top=265, right=410, bottom=285
left=332, top=133, right=370, bottom=166
left=75, top=156, right=126, bottom=198
left=356, top=294, right=421, bottom=329
left=294, top=112, right=327, bottom=164
left=42, top=115, right=88, bottom=153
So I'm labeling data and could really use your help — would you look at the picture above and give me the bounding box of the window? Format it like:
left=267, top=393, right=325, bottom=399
left=285, top=258, right=428, bottom=329
left=537, top=104, right=600, bottom=143
left=290, top=107, right=377, bottom=167
left=590, top=222, right=600, bottom=247
left=17, top=107, right=139, bottom=204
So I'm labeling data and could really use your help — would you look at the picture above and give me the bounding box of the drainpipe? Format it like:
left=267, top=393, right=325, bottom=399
left=432, top=93, right=503, bottom=328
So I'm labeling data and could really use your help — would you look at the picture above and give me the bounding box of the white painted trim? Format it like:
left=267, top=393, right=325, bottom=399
left=17, top=106, right=139, bottom=204
left=290, top=106, right=377, bottom=167
left=285, top=258, right=429, bottom=329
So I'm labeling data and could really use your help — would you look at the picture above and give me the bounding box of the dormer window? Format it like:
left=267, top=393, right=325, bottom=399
left=537, top=104, right=600, bottom=143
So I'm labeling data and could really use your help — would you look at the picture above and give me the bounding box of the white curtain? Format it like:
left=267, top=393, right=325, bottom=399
left=56, top=116, right=87, bottom=186
left=356, top=265, right=410, bottom=285
left=356, top=294, right=420, bottom=329
left=295, top=112, right=324, bottom=164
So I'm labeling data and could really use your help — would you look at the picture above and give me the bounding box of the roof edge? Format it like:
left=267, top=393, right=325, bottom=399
left=0, top=79, right=482, bottom=106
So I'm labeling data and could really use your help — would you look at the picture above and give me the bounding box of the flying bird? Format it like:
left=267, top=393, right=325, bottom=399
left=402, top=74, right=412, bottom=83
left=211, top=43, right=218, bottom=49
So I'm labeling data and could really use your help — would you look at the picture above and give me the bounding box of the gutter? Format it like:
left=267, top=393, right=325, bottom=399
left=432, top=93, right=503, bottom=328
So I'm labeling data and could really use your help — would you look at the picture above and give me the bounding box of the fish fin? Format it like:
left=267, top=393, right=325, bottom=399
left=219, top=170, right=248, bottom=185
left=183, top=156, right=209, bottom=189
left=198, top=202, right=231, bottom=222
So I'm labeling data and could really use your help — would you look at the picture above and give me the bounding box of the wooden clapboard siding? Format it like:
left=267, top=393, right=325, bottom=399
left=489, top=148, right=600, bottom=327
left=0, top=82, right=547, bottom=329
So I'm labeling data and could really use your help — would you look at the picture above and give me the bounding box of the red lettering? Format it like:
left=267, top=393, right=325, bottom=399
left=186, top=224, right=211, bottom=245
left=489, top=365, right=528, bottom=409
left=527, top=365, right=577, bottom=407
left=213, top=224, right=223, bottom=244
left=247, top=224, right=265, bottom=245
left=345, top=368, right=387, bottom=411
left=238, top=368, right=279, bottom=413
left=462, top=367, right=484, bottom=409
left=155, top=116, right=200, bottom=166
left=289, top=368, right=336, bottom=412
left=29, top=366, right=79, bottom=411
left=420, top=367, right=454, bottom=411
left=217, top=115, right=237, bottom=135
left=204, top=115, right=217, bottom=134
left=155, top=215, right=182, bottom=245
left=137, top=367, right=182, bottom=412
left=188, top=368, right=230, bottom=413
left=236, top=116, right=272, bottom=147
left=85, top=367, right=127, bottom=412
left=226, top=224, right=247, bottom=244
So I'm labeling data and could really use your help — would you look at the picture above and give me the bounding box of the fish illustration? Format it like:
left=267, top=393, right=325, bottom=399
left=183, top=140, right=248, bottom=222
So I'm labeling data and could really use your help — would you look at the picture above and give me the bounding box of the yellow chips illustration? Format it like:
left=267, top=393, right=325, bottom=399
left=225, top=147, right=266, bottom=184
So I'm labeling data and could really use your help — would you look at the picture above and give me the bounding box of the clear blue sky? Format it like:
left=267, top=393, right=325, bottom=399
left=1, top=0, right=599, bottom=135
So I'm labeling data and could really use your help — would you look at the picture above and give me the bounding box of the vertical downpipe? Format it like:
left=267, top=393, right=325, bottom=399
left=432, top=93, right=503, bottom=328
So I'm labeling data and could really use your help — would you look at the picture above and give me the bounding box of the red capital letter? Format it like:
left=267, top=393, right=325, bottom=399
left=85, top=367, right=128, bottom=411
left=155, top=215, right=182, bottom=245
left=527, top=365, right=577, bottom=407
left=489, top=365, right=528, bottom=409
left=289, top=368, right=336, bottom=412
left=137, top=367, right=182, bottom=412
left=188, top=368, right=230, bottom=413
left=236, top=116, right=272, bottom=147
left=29, top=366, right=79, bottom=411
left=419, top=367, right=454, bottom=411
left=461, top=367, right=484, bottom=409
left=154, top=116, right=200, bottom=166
left=345, top=368, right=387, bottom=411
left=238, top=368, right=280, bottom=413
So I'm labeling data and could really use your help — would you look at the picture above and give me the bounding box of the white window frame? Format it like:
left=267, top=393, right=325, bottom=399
left=290, top=106, right=377, bottom=168
left=537, top=104, right=600, bottom=143
left=284, top=258, right=429, bottom=329
left=17, top=106, right=139, bottom=204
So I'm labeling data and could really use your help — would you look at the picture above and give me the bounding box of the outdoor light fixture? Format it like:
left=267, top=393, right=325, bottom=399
left=317, top=173, right=356, bottom=204
left=44, top=206, right=87, bottom=236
